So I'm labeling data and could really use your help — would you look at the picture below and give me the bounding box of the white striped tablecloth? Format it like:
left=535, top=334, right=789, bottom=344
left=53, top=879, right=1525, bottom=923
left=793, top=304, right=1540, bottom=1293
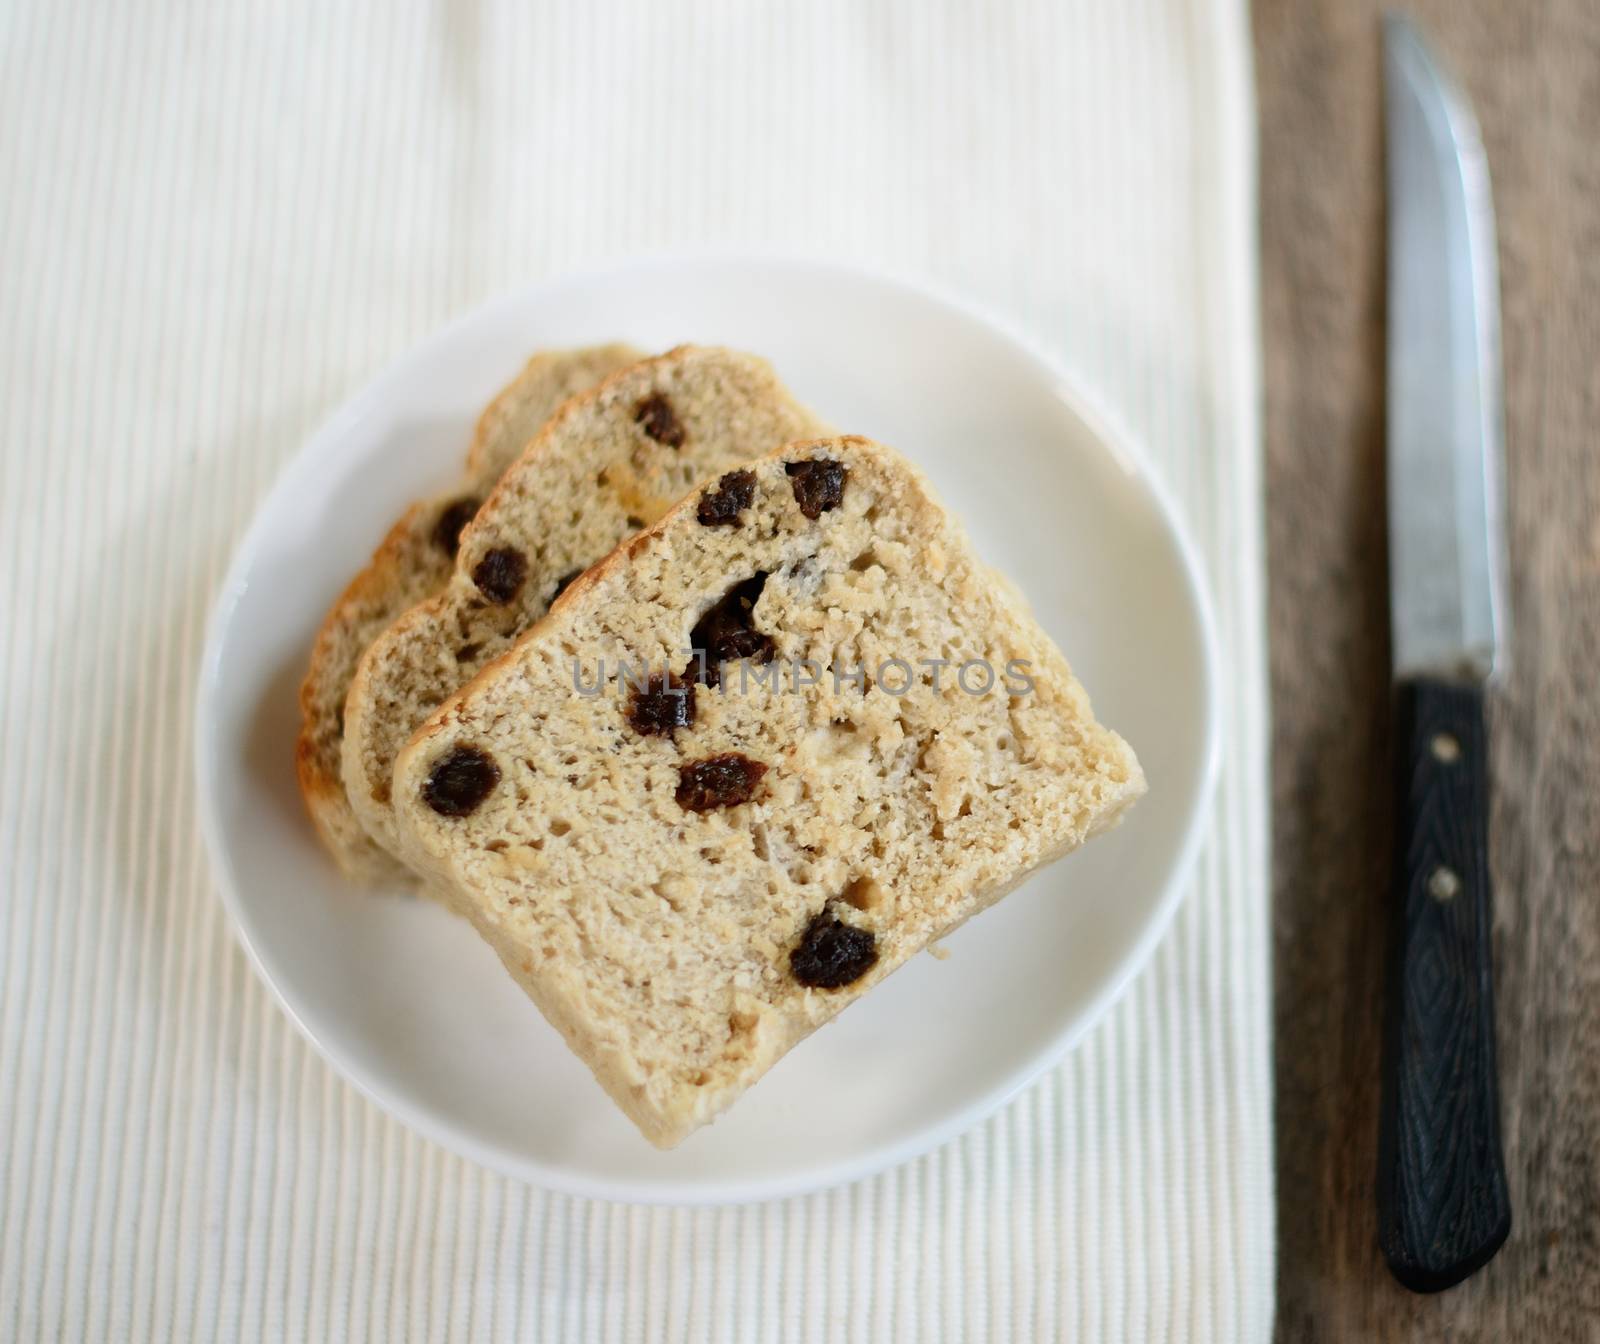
left=0, top=2, right=1272, bottom=1339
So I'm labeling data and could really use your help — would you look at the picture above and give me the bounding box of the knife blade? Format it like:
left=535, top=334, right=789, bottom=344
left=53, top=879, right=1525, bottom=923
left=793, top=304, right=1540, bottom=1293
left=1376, top=12, right=1512, bottom=1293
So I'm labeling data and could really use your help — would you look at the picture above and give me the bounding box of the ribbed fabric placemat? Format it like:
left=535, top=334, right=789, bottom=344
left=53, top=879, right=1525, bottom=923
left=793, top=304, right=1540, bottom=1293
left=0, top=3, right=1271, bottom=1339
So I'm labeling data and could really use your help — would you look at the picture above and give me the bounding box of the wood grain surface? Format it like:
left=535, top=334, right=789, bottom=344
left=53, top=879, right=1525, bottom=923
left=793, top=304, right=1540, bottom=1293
left=1256, top=1, right=1600, bottom=1339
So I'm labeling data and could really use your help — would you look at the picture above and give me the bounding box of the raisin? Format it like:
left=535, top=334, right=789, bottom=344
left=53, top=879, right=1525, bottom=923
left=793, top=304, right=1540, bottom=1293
left=433, top=496, right=481, bottom=555
left=455, top=642, right=480, bottom=663
left=421, top=745, right=500, bottom=817
left=625, top=671, right=696, bottom=737
left=688, top=573, right=774, bottom=687
left=472, top=547, right=528, bottom=603
left=790, top=908, right=878, bottom=988
left=550, top=568, right=583, bottom=603
left=634, top=393, right=685, bottom=447
left=696, top=470, right=757, bottom=527
left=786, top=458, right=847, bottom=519
left=676, top=754, right=768, bottom=811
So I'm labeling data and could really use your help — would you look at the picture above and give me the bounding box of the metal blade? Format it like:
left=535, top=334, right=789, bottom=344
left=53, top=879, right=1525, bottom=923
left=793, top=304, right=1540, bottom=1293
left=1384, top=14, right=1508, bottom=683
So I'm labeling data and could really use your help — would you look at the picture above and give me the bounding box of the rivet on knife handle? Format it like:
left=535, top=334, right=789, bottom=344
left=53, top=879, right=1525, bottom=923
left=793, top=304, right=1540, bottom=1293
left=1376, top=678, right=1511, bottom=1291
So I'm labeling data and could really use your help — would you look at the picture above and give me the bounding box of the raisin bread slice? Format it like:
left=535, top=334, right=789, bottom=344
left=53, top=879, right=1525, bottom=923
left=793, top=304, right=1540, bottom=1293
left=391, top=436, right=1146, bottom=1147
left=296, top=344, right=642, bottom=882
left=342, top=346, right=828, bottom=874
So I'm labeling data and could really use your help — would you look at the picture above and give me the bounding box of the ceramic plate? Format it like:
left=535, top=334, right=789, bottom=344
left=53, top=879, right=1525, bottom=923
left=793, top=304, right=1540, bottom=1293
left=196, top=255, right=1218, bottom=1204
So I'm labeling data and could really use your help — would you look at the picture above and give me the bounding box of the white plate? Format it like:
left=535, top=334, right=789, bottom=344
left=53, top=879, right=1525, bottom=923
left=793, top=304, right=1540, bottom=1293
left=196, top=255, right=1219, bottom=1205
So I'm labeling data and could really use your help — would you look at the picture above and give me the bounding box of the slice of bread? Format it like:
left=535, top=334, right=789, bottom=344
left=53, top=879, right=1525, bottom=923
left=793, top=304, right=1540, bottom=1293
left=390, top=436, right=1146, bottom=1147
left=296, top=344, right=641, bottom=882
left=341, top=346, right=829, bottom=873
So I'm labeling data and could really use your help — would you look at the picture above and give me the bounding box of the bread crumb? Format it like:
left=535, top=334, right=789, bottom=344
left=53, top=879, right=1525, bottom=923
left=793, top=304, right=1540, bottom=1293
left=391, top=435, right=1145, bottom=1148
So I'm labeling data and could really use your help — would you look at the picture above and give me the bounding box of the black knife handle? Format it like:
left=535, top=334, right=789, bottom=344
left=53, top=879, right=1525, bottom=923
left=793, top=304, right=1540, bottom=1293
left=1377, top=678, right=1511, bottom=1291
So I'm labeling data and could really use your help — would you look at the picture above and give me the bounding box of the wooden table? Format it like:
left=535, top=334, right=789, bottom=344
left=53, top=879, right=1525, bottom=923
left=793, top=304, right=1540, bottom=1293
left=1258, top=1, right=1600, bottom=1338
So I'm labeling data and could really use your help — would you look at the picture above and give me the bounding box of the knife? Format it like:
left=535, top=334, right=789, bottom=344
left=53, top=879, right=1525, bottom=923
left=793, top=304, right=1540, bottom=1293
left=1376, top=13, right=1512, bottom=1293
